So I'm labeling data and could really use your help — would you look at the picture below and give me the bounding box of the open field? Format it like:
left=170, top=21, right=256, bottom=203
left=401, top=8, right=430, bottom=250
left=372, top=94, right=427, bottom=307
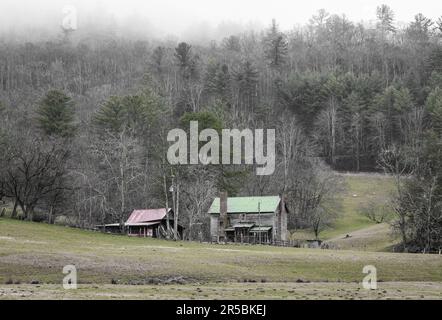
left=291, top=173, right=398, bottom=251
left=0, top=218, right=441, bottom=299
left=322, top=173, right=396, bottom=237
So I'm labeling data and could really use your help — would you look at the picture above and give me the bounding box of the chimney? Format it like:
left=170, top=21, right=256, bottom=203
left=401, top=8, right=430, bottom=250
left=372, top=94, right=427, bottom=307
left=279, top=193, right=285, bottom=212
left=219, top=191, right=228, bottom=241
left=278, top=193, right=288, bottom=241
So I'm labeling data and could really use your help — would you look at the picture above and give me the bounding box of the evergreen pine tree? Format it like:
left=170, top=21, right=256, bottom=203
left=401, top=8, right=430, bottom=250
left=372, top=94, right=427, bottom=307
left=263, top=19, right=288, bottom=69
left=36, top=90, right=76, bottom=138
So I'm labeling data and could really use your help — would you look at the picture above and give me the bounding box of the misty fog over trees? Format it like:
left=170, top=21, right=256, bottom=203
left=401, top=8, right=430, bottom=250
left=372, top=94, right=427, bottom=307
left=0, top=5, right=441, bottom=252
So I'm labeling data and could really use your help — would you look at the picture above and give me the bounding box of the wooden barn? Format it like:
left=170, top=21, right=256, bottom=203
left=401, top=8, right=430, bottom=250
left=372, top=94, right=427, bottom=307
left=209, top=192, right=288, bottom=244
left=125, top=208, right=183, bottom=239
left=97, top=208, right=183, bottom=239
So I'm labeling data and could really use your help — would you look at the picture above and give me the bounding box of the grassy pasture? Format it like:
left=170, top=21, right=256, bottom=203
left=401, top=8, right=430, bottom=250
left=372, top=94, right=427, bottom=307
left=0, top=218, right=441, bottom=299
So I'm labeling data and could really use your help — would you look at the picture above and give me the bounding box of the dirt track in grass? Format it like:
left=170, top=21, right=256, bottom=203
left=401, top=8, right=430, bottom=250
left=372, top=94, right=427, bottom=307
left=1, top=282, right=441, bottom=300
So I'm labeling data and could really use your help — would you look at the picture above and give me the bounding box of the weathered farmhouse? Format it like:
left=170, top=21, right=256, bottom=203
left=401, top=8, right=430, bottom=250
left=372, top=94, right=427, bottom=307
left=209, top=192, right=288, bottom=244
left=97, top=208, right=183, bottom=239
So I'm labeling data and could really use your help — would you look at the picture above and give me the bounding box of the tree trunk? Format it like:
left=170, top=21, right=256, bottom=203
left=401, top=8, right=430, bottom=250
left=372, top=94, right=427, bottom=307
left=188, top=218, right=192, bottom=241
left=48, top=205, right=53, bottom=224
left=11, top=199, right=18, bottom=218
left=25, top=206, right=34, bottom=221
left=163, top=172, right=170, bottom=239
left=174, top=177, right=180, bottom=241
left=171, top=176, right=177, bottom=240
left=18, top=201, right=27, bottom=220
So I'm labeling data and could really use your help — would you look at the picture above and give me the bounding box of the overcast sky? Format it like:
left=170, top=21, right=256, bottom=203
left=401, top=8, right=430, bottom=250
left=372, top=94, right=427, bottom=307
left=1, top=0, right=441, bottom=39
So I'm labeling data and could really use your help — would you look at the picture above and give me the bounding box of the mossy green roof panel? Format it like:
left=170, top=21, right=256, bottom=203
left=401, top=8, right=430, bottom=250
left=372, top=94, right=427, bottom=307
left=208, top=196, right=280, bottom=214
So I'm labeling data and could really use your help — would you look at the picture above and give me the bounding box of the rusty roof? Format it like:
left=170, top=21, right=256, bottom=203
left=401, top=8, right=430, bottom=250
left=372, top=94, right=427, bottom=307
left=126, top=208, right=171, bottom=224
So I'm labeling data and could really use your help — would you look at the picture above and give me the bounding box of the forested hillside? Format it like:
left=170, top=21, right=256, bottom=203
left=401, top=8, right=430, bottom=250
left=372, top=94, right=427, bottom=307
left=0, top=6, right=441, bottom=251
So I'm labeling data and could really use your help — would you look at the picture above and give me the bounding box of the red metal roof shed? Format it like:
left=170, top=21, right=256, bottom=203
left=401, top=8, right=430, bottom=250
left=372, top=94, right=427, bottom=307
left=125, top=208, right=171, bottom=225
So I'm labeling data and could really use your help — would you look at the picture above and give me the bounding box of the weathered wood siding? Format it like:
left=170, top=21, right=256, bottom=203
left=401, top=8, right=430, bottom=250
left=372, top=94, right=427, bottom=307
left=210, top=215, right=219, bottom=239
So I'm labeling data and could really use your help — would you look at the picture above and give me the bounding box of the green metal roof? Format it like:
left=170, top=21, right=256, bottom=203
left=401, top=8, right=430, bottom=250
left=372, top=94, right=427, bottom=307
left=208, top=196, right=280, bottom=214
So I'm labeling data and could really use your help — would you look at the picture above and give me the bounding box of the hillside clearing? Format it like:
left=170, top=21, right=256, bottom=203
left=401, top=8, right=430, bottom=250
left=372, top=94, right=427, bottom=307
left=291, top=173, right=397, bottom=250
left=325, top=223, right=400, bottom=251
